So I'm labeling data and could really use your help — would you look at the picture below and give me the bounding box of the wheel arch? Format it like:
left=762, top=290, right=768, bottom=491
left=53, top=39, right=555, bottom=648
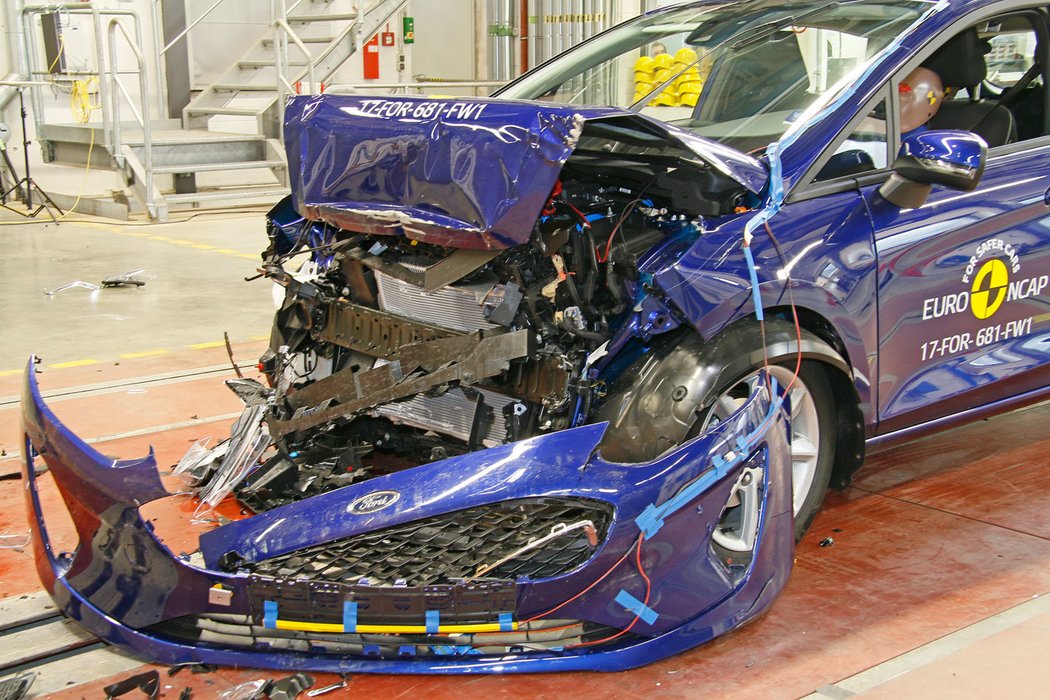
left=749, top=308, right=866, bottom=490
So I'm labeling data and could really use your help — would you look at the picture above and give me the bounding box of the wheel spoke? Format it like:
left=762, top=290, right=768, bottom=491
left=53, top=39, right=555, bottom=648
left=792, top=434, right=818, bottom=460
left=713, top=394, right=742, bottom=419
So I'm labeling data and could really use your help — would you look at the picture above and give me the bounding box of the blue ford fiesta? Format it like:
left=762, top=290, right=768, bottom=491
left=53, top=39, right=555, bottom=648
left=21, top=0, right=1050, bottom=672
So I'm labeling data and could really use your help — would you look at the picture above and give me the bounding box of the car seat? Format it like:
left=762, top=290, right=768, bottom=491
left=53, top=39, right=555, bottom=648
left=922, top=28, right=1016, bottom=146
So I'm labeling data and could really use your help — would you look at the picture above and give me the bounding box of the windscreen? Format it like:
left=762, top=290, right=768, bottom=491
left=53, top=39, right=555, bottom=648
left=498, top=1, right=932, bottom=153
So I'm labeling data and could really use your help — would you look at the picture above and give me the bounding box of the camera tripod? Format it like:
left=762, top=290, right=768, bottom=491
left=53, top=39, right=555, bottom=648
left=0, top=85, right=63, bottom=222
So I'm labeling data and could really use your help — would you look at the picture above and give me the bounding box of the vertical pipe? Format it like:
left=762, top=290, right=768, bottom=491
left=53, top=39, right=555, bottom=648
left=526, top=0, right=536, bottom=71
left=521, top=0, right=530, bottom=74
left=149, top=1, right=166, bottom=118
left=572, top=0, right=582, bottom=47
left=507, top=0, right=516, bottom=78
left=540, top=0, right=551, bottom=64
left=549, top=0, right=560, bottom=56
left=501, top=0, right=509, bottom=81
left=487, top=0, right=497, bottom=81
left=474, top=0, right=488, bottom=89
left=561, top=0, right=571, bottom=53
left=20, top=9, right=43, bottom=141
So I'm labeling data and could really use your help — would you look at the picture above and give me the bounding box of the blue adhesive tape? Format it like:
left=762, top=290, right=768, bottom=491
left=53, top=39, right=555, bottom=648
left=342, top=600, right=358, bottom=633
left=425, top=609, right=440, bottom=634
left=634, top=367, right=790, bottom=540
left=615, top=589, right=659, bottom=626
left=743, top=245, right=764, bottom=322
left=634, top=503, right=665, bottom=540
left=263, top=600, right=278, bottom=629
left=498, top=612, right=513, bottom=632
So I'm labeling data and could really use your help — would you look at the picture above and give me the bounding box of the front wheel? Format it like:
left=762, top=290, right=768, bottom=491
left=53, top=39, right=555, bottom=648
left=697, top=361, right=835, bottom=543
left=596, top=324, right=842, bottom=541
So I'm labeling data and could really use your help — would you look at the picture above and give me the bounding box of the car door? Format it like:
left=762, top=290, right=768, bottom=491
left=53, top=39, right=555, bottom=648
left=870, top=10, right=1050, bottom=435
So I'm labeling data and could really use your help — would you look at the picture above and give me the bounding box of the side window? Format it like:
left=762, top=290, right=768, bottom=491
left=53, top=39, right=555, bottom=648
left=982, top=19, right=1044, bottom=141
left=914, top=14, right=1045, bottom=147
left=814, top=99, right=888, bottom=182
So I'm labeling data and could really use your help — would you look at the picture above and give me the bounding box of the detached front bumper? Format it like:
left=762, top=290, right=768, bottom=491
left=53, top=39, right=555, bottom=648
left=21, top=359, right=795, bottom=673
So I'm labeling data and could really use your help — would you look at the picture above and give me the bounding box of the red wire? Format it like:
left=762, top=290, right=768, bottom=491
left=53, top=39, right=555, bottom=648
left=565, top=200, right=591, bottom=229
left=567, top=535, right=652, bottom=648
left=521, top=537, right=639, bottom=624
left=762, top=221, right=803, bottom=398
left=598, top=198, right=642, bottom=263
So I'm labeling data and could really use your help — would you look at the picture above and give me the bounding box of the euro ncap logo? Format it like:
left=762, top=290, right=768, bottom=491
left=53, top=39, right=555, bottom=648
left=970, top=258, right=1009, bottom=319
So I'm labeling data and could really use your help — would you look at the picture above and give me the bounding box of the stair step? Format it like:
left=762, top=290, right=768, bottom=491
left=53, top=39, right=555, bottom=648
left=153, top=159, right=285, bottom=174
left=287, top=12, right=359, bottom=22
left=239, top=59, right=307, bottom=68
left=213, top=83, right=279, bottom=92
left=185, top=106, right=264, bottom=116
left=262, top=36, right=334, bottom=46
left=164, top=186, right=290, bottom=205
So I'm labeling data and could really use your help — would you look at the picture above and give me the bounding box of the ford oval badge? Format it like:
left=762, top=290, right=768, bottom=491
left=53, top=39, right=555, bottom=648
left=348, top=490, right=401, bottom=515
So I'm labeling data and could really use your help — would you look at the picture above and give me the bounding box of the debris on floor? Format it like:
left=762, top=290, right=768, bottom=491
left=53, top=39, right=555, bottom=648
left=267, top=673, right=314, bottom=700
left=305, top=678, right=347, bottom=696
left=102, top=669, right=160, bottom=699
left=101, top=268, right=149, bottom=288
left=0, top=530, right=31, bottom=549
left=0, top=672, right=35, bottom=700
left=44, top=268, right=150, bottom=295
left=43, top=280, right=100, bottom=296
left=216, top=680, right=269, bottom=700
left=819, top=537, right=835, bottom=547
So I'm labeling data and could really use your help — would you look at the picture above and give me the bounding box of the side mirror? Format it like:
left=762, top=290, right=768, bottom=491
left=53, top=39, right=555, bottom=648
left=878, top=130, right=987, bottom=208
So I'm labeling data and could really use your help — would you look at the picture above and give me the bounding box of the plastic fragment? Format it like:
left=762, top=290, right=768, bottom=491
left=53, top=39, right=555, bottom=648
left=172, top=438, right=215, bottom=476
left=0, top=530, right=31, bottom=549
left=101, top=268, right=149, bottom=287
left=819, top=537, right=834, bottom=547
left=195, top=404, right=270, bottom=510
left=43, top=280, right=100, bottom=295
left=0, top=671, right=35, bottom=700
left=103, top=670, right=160, bottom=699
left=267, top=673, right=314, bottom=700
left=216, top=680, right=268, bottom=700
left=306, top=679, right=348, bottom=697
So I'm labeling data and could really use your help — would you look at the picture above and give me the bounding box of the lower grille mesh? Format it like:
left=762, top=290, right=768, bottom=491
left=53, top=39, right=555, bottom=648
left=239, top=498, right=613, bottom=586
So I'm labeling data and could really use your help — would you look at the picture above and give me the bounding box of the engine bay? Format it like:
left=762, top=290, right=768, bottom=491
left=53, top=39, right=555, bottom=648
left=180, top=105, right=758, bottom=515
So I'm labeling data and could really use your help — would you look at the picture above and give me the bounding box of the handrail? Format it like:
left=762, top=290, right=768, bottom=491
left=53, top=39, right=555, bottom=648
left=273, top=17, right=317, bottom=97
left=107, top=17, right=155, bottom=218
left=156, top=0, right=225, bottom=55
left=325, top=80, right=507, bottom=97
left=21, top=5, right=146, bottom=156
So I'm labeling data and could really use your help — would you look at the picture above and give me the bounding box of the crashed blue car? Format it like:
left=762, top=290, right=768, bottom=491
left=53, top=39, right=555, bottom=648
left=21, top=0, right=1050, bottom=673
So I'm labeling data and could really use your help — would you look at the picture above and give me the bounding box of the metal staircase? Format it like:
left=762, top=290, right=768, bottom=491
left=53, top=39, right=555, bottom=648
left=124, top=0, right=408, bottom=219
left=27, top=0, right=406, bottom=220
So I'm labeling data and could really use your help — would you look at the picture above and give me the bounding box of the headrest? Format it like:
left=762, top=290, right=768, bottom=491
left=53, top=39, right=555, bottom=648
left=922, top=28, right=989, bottom=88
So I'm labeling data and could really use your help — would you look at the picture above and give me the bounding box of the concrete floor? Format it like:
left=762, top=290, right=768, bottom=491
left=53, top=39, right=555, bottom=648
left=2, top=186, right=1050, bottom=698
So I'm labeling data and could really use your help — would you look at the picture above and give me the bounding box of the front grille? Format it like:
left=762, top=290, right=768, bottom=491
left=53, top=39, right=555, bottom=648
left=240, top=498, right=614, bottom=586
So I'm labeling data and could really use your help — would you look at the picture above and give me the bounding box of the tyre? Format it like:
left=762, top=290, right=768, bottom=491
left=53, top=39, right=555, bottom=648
left=696, top=360, right=835, bottom=542
left=597, top=321, right=841, bottom=541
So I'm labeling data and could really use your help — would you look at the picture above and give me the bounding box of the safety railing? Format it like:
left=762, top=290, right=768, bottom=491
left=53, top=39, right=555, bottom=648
left=20, top=3, right=146, bottom=155
left=324, top=80, right=508, bottom=97
left=107, top=18, right=155, bottom=218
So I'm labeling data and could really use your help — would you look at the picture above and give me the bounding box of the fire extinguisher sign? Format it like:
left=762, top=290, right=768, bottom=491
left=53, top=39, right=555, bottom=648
left=403, top=16, right=415, bottom=44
